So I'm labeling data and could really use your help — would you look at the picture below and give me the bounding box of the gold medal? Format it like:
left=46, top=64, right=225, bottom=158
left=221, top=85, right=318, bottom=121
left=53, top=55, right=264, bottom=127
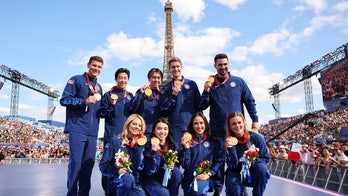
left=183, top=132, right=192, bottom=142
left=137, top=135, right=147, bottom=146
left=110, top=94, right=118, bottom=100
left=151, top=137, right=160, bottom=145
left=94, top=93, right=101, bottom=101
left=174, top=80, right=182, bottom=87
left=144, top=88, right=152, bottom=96
left=226, top=136, right=238, bottom=146
left=207, top=76, right=214, bottom=83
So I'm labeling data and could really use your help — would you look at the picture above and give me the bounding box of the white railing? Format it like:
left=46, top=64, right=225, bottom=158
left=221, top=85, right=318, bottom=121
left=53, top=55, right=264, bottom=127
left=3, top=158, right=100, bottom=164
left=268, top=160, right=348, bottom=194
left=3, top=158, right=70, bottom=164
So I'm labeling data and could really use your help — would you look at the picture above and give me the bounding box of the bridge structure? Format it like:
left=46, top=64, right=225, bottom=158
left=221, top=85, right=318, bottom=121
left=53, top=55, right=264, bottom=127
left=0, top=64, right=60, bottom=120
left=268, top=43, right=348, bottom=119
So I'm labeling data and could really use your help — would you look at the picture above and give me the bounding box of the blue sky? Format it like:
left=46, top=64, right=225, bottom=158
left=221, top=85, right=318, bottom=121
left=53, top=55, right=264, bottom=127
left=0, top=0, right=347, bottom=131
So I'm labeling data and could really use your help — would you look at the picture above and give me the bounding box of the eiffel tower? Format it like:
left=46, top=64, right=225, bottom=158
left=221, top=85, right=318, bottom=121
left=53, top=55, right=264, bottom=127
left=161, top=0, right=175, bottom=87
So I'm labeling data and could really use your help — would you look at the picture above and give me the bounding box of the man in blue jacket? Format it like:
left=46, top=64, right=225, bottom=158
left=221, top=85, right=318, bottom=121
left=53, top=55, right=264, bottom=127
left=159, top=57, right=201, bottom=149
left=200, top=53, right=259, bottom=196
left=60, top=55, right=104, bottom=196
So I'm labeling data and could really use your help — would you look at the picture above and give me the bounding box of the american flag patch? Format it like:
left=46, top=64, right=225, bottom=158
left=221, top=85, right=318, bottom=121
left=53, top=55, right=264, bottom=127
left=67, top=79, right=74, bottom=84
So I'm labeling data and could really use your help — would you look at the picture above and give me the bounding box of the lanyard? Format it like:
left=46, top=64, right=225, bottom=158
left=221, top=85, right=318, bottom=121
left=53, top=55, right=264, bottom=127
left=238, top=132, right=248, bottom=145
left=158, top=143, right=169, bottom=155
left=191, top=134, right=207, bottom=145
left=146, top=89, right=159, bottom=99
left=127, top=134, right=142, bottom=149
left=85, top=73, right=99, bottom=94
left=213, top=74, right=229, bottom=86
left=171, top=77, right=185, bottom=88
left=109, top=86, right=127, bottom=99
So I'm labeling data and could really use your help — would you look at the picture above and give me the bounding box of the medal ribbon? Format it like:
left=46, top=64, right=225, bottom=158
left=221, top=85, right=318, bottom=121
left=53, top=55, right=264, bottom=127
left=127, top=134, right=141, bottom=149
left=146, top=88, right=159, bottom=99
left=171, top=77, right=185, bottom=88
left=109, top=86, right=127, bottom=99
left=213, top=74, right=229, bottom=86
left=190, top=134, right=207, bottom=145
left=238, top=132, right=248, bottom=145
left=85, top=73, right=99, bottom=94
left=158, top=143, right=169, bottom=156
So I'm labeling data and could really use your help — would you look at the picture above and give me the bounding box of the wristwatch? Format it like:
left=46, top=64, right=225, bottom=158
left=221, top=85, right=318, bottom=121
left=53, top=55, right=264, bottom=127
left=208, top=172, right=212, bottom=177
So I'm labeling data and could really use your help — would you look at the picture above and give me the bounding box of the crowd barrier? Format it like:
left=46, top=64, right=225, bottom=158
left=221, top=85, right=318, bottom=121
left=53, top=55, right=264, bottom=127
left=3, top=158, right=70, bottom=164
left=268, top=159, right=348, bottom=194
left=3, top=158, right=348, bottom=194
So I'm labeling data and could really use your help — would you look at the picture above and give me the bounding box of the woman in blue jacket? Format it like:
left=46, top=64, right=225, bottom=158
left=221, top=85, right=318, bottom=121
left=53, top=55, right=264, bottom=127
left=179, top=112, right=224, bottom=196
left=141, top=118, right=183, bottom=196
left=224, top=112, right=270, bottom=196
left=99, top=114, right=146, bottom=196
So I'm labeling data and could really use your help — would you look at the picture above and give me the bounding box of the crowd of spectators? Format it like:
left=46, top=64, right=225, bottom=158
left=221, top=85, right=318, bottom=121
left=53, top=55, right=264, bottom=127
left=260, top=107, right=348, bottom=169
left=0, top=118, right=70, bottom=163
left=0, top=107, right=347, bottom=167
left=0, top=117, right=105, bottom=164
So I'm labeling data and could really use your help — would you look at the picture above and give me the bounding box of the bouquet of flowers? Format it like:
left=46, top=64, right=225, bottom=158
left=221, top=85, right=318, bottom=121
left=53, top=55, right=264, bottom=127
left=163, top=149, right=179, bottom=166
left=114, top=149, right=132, bottom=170
left=239, top=144, right=259, bottom=183
left=193, top=160, right=211, bottom=192
left=196, top=160, right=211, bottom=175
left=162, top=149, right=179, bottom=187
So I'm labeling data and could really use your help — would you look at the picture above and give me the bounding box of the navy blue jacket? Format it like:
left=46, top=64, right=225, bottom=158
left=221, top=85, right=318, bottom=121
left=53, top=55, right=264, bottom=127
left=99, top=136, right=145, bottom=184
left=179, top=135, right=224, bottom=190
left=200, top=73, right=258, bottom=138
left=159, top=77, right=201, bottom=133
left=226, top=131, right=270, bottom=171
left=60, top=72, right=102, bottom=137
left=129, top=88, right=161, bottom=135
left=97, top=87, right=133, bottom=144
left=142, top=142, right=179, bottom=182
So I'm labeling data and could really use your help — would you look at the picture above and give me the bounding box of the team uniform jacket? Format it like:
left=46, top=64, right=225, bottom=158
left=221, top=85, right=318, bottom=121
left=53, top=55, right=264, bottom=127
left=142, top=142, right=183, bottom=195
left=226, top=131, right=270, bottom=171
left=60, top=72, right=102, bottom=136
left=159, top=77, right=201, bottom=135
left=179, top=135, right=224, bottom=191
left=129, top=88, right=161, bottom=136
left=225, top=131, right=270, bottom=196
left=99, top=136, right=145, bottom=185
left=200, top=73, right=258, bottom=139
left=97, top=87, right=133, bottom=144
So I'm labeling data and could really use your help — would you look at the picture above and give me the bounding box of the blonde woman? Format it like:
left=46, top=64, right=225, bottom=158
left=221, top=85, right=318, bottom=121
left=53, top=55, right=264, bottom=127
left=224, top=112, right=270, bottom=196
left=99, top=114, right=146, bottom=196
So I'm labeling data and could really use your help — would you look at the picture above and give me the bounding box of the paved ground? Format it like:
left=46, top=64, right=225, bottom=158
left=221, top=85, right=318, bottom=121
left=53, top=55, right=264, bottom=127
left=0, top=163, right=343, bottom=196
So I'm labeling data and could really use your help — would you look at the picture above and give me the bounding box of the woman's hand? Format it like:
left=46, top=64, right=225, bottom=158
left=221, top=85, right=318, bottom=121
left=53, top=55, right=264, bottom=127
left=118, top=167, right=129, bottom=175
left=196, top=172, right=211, bottom=181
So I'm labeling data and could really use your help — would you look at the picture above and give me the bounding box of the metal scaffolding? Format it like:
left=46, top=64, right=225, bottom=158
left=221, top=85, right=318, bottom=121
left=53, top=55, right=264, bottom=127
left=268, top=43, right=348, bottom=118
left=0, top=64, right=60, bottom=120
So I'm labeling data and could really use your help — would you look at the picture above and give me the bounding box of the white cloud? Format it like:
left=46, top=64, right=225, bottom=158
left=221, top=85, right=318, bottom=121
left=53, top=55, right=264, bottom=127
left=175, top=27, right=240, bottom=66
left=235, top=65, right=285, bottom=103
left=230, top=29, right=290, bottom=61
left=230, top=7, right=348, bottom=62
left=164, top=0, right=206, bottom=22
left=295, top=0, right=328, bottom=14
left=333, top=1, right=348, bottom=13
left=0, top=94, right=9, bottom=100
left=106, top=32, right=163, bottom=61
left=214, top=0, right=248, bottom=10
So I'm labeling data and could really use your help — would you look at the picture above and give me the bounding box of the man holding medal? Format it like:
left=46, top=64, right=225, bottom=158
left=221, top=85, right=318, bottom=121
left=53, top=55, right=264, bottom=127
left=200, top=53, right=259, bottom=196
left=129, top=68, right=163, bottom=140
left=159, top=57, right=201, bottom=149
left=97, top=67, right=134, bottom=194
left=60, top=55, right=104, bottom=196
